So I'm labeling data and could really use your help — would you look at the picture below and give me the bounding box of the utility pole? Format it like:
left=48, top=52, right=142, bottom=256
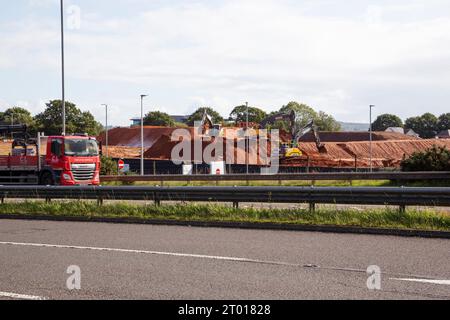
left=60, top=0, right=66, bottom=136
left=246, top=102, right=249, bottom=175
left=369, top=105, right=375, bottom=172
left=101, top=104, right=108, bottom=157
left=140, top=94, right=148, bottom=176
left=10, top=113, right=14, bottom=140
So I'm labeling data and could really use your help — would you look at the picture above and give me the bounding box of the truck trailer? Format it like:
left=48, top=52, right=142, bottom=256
left=0, top=124, right=101, bottom=185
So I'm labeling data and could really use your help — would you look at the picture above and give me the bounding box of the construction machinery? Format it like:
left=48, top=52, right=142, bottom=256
left=285, top=120, right=327, bottom=157
left=261, top=112, right=326, bottom=158
left=0, top=124, right=101, bottom=185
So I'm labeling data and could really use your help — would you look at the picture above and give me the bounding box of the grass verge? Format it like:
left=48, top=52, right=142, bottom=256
left=0, top=201, right=449, bottom=232
left=103, top=180, right=450, bottom=188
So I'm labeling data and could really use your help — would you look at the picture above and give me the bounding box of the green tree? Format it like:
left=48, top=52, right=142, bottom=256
left=437, top=113, right=450, bottom=131
left=279, top=102, right=317, bottom=128
left=0, top=107, right=37, bottom=133
left=315, top=111, right=342, bottom=131
left=143, top=111, right=175, bottom=127
left=401, top=146, right=450, bottom=171
left=229, top=105, right=267, bottom=124
left=186, top=107, right=224, bottom=126
left=405, top=113, right=438, bottom=138
left=100, top=156, right=118, bottom=176
left=372, top=114, right=403, bottom=131
left=271, top=102, right=341, bottom=132
left=34, top=100, right=102, bottom=136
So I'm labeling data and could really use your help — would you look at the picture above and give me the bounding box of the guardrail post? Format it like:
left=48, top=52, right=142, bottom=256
left=233, top=201, right=239, bottom=209
left=1, top=197, right=4, bottom=204
left=45, top=197, right=51, bottom=204
left=399, top=205, right=406, bottom=213
left=97, top=197, right=104, bottom=206
left=309, top=202, right=316, bottom=213
left=154, top=192, right=161, bottom=206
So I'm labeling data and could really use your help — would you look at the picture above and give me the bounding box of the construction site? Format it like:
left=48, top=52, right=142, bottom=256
left=96, top=112, right=450, bottom=175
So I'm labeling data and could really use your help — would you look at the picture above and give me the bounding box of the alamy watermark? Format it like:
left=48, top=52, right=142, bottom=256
left=170, top=122, right=281, bottom=175
left=66, top=265, right=81, bottom=290
left=67, top=5, right=82, bottom=30
left=366, top=265, right=381, bottom=290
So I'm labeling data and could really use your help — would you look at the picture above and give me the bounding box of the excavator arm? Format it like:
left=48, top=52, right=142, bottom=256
left=294, top=121, right=327, bottom=153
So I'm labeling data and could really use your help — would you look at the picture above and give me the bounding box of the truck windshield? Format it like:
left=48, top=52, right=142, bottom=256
left=64, top=139, right=99, bottom=157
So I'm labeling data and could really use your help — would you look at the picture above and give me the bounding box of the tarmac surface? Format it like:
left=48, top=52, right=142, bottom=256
left=0, top=219, right=448, bottom=300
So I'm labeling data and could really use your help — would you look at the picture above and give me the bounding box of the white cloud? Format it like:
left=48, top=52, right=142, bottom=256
left=1, top=0, right=450, bottom=125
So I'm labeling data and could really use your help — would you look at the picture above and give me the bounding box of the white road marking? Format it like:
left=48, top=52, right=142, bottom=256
left=0, top=241, right=299, bottom=267
left=390, top=278, right=450, bottom=286
left=0, top=291, right=47, bottom=300
left=1, top=241, right=447, bottom=285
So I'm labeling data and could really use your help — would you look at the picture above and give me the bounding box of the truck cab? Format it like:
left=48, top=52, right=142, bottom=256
left=41, top=135, right=101, bottom=186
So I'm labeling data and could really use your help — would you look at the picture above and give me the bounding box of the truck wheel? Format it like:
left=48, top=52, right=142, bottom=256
left=40, top=172, right=55, bottom=186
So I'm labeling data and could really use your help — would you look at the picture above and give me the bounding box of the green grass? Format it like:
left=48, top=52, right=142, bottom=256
left=103, top=179, right=450, bottom=188
left=0, top=201, right=449, bottom=232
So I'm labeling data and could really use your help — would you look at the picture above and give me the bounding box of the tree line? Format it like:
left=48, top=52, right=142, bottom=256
left=371, top=113, right=450, bottom=138
left=0, top=100, right=102, bottom=136
left=2, top=99, right=449, bottom=140
left=144, top=101, right=342, bottom=132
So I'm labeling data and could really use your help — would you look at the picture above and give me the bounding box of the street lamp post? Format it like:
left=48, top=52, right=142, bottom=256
left=246, top=102, right=249, bottom=175
left=140, top=94, right=148, bottom=176
left=101, top=104, right=108, bottom=157
left=369, top=105, right=375, bottom=172
left=60, top=0, right=66, bottom=136
left=10, top=113, right=14, bottom=140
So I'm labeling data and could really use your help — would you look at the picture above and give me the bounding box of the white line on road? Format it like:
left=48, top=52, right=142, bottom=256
left=1, top=241, right=448, bottom=285
left=0, top=241, right=299, bottom=267
left=390, top=278, right=450, bottom=286
left=0, top=291, right=47, bottom=300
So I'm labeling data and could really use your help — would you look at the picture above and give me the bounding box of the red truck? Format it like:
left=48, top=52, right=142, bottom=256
left=0, top=125, right=101, bottom=185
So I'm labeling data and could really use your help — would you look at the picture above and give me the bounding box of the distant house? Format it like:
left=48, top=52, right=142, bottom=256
left=385, top=127, right=420, bottom=139
left=130, top=118, right=141, bottom=127
left=404, top=129, right=420, bottom=138
left=437, top=130, right=450, bottom=139
left=385, top=127, right=404, bottom=134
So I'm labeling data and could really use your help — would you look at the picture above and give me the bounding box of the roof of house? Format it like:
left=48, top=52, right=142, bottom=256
left=437, top=130, right=450, bottom=138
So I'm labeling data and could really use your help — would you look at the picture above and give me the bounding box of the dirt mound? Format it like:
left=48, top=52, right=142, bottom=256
left=284, top=139, right=450, bottom=168
left=98, top=127, right=196, bottom=149
left=106, top=146, right=141, bottom=159
left=144, top=134, right=271, bottom=165
left=299, top=131, right=419, bottom=143
left=0, top=141, right=11, bottom=156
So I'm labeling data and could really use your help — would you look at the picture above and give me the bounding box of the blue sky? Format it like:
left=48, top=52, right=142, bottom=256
left=1, top=0, right=450, bottom=126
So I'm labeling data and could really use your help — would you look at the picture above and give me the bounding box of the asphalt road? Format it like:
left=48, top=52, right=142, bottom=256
left=0, top=219, right=448, bottom=300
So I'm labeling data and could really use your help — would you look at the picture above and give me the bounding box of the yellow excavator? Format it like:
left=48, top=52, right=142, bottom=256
left=261, top=112, right=326, bottom=158
left=283, top=120, right=326, bottom=158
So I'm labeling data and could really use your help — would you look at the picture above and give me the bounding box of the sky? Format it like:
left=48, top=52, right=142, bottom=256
left=1, top=0, right=449, bottom=127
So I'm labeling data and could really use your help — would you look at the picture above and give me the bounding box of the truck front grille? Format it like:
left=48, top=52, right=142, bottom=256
left=71, top=164, right=96, bottom=181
